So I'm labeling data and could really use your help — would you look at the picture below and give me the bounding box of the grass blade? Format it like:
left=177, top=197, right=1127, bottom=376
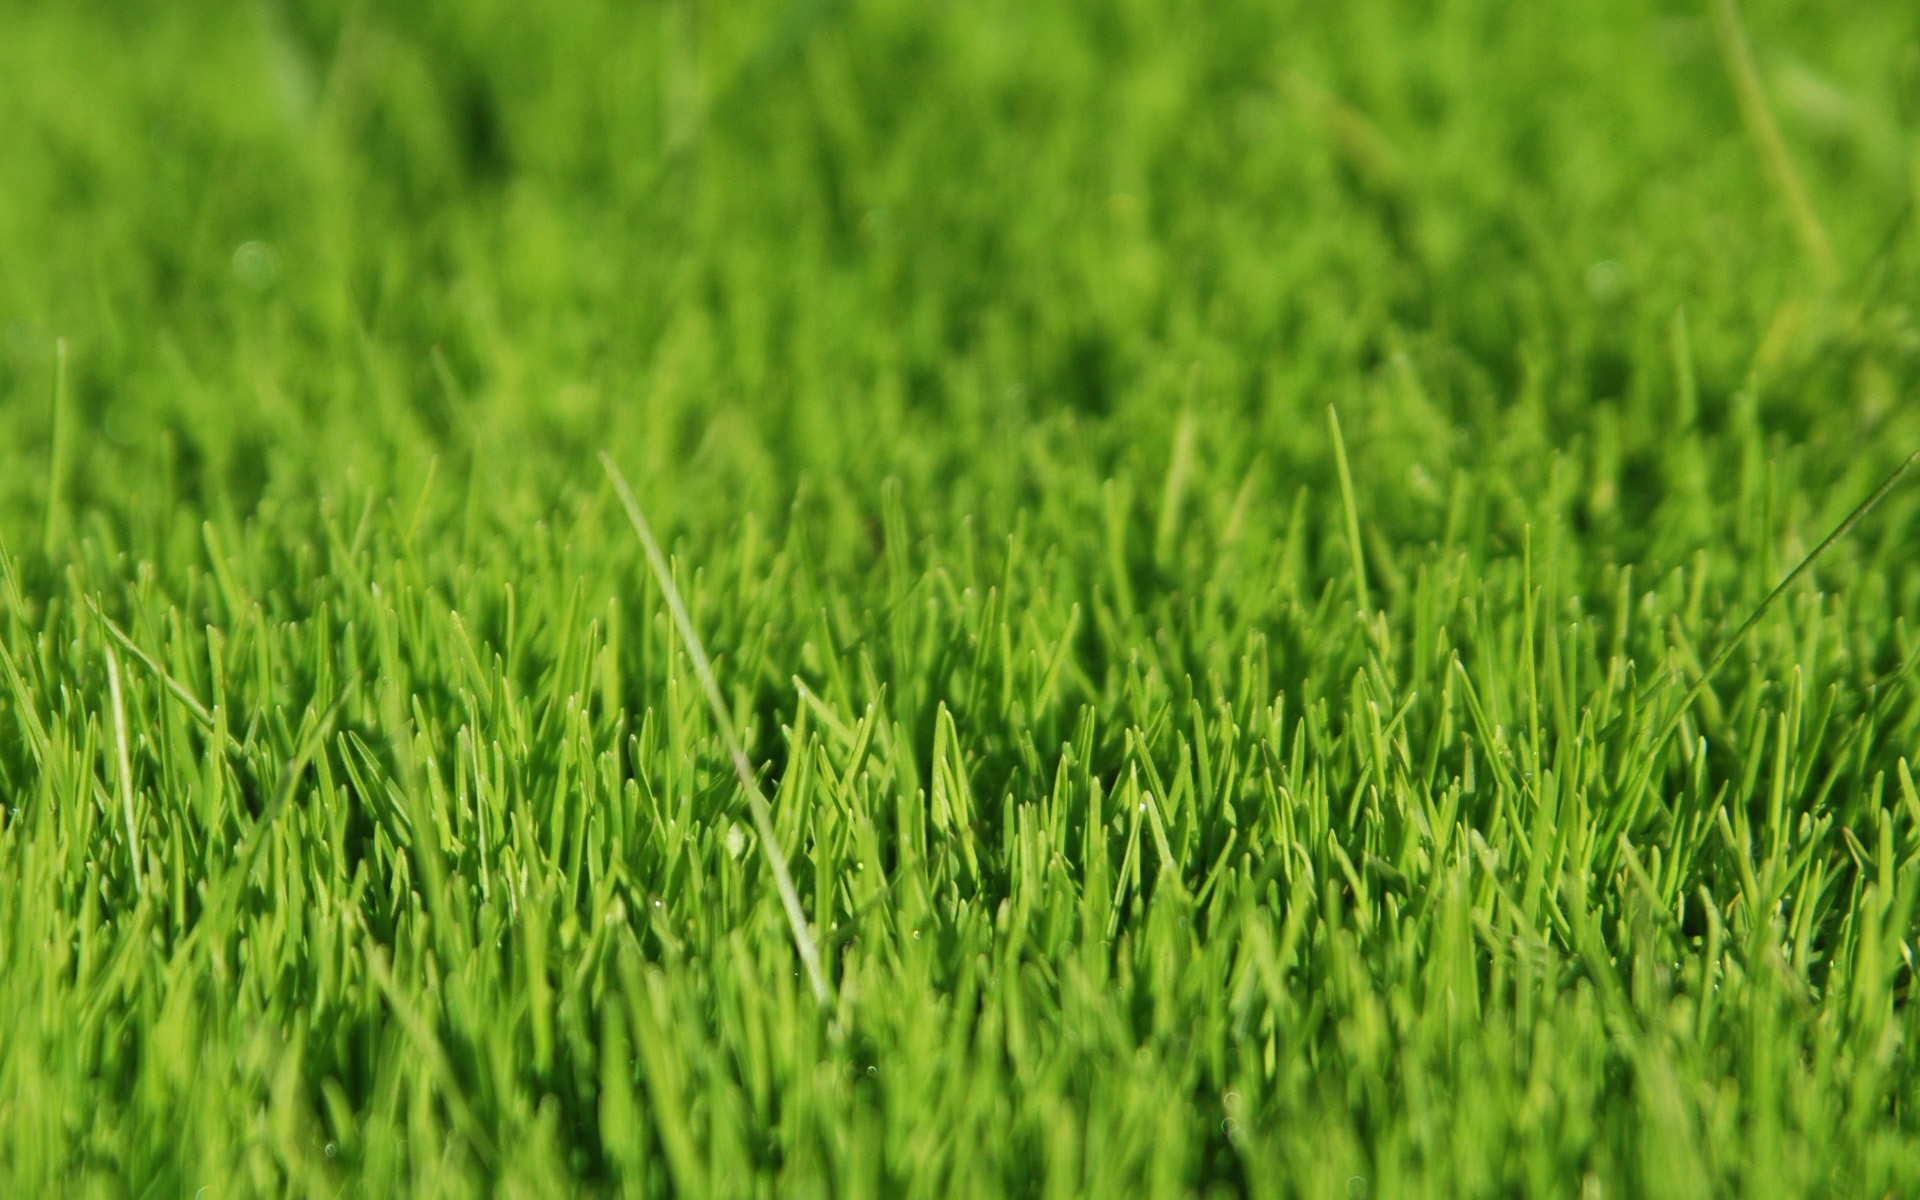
left=1650, top=448, right=1919, bottom=752
left=601, top=451, right=831, bottom=1006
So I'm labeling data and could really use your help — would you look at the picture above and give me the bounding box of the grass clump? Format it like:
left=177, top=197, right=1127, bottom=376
left=4, top=0, right=1920, bottom=1196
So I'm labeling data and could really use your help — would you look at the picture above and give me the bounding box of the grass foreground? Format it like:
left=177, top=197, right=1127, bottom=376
left=4, top=0, right=1920, bottom=1196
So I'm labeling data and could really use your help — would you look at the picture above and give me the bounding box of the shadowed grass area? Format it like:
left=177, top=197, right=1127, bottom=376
left=3, top=0, right=1920, bottom=1196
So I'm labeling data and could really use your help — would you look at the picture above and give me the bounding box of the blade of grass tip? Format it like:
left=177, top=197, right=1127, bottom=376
left=180, top=673, right=361, bottom=959
left=601, top=452, right=832, bottom=1005
left=1650, top=448, right=1919, bottom=754
left=404, top=454, right=439, bottom=548
left=42, top=337, right=69, bottom=557
left=0, top=529, right=26, bottom=617
left=104, top=644, right=144, bottom=895
left=823, top=871, right=903, bottom=951
left=1328, top=405, right=1371, bottom=615
left=233, top=673, right=360, bottom=873
left=797, top=568, right=933, bottom=663
left=157, top=677, right=359, bottom=999
left=0, top=638, right=51, bottom=766
left=85, top=596, right=235, bottom=748
left=1155, top=405, right=1199, bottom=566
left=1708, top=0, right=1837, bottom=286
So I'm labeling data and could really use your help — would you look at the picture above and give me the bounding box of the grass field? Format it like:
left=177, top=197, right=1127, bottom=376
left=5, top=0, right=1920, bottom=1196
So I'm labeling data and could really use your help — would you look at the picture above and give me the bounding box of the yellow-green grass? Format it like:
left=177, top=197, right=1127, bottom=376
left=3, top=0, right=1920, bottom=1196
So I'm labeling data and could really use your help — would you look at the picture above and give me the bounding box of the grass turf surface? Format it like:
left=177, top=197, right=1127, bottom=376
left=5, top=0, right=1920, bottom=1195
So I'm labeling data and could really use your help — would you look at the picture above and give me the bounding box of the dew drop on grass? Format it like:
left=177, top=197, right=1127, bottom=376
left=866, top=1065, right=877, bottom=1077
left=1347, top=1176, right=1369, bottom=1200
left=726, top=823, right=746, bottom=860
left=232, top=240, right=280, bottom=291
left=324, top=1143, right=337, bottom=1159
left=1585, top=260, right=1625, bottom=305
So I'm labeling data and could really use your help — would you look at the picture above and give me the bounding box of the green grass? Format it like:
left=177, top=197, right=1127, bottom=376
left=4, top=0, right=1920, bottom=1196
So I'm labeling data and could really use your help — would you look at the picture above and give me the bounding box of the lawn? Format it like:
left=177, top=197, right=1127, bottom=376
left=3, top=0, right=1920, bottom=1196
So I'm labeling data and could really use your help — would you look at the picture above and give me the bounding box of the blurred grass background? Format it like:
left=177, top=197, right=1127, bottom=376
left=5, top=0, right=1916, bottom=554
